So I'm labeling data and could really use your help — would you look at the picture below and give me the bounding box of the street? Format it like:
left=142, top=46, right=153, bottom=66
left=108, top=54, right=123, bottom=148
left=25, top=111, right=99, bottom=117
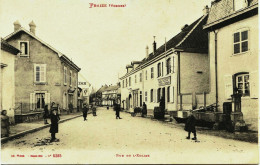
left=1, top=107, right=258, bottom=164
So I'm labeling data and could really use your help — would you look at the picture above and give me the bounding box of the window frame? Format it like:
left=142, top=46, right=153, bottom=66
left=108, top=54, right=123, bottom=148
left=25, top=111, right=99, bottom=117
left=19, top=41, right=30, bottom=57
left=69, top=70, right=72, bottom=87
left=151, top=67, right=154, bottom=79
left=64, top=67, right=67, bottom=85
left=233, top=28, right=249, bottom=55
left=235, top=73, right=250, bottom=97
left=140, top=72, right=142, bottom=82
left=34, top=64, right=46, bottom=83
left=150, top=89, right=153, bottom=102
left=166, top=58, right=171, bottom=74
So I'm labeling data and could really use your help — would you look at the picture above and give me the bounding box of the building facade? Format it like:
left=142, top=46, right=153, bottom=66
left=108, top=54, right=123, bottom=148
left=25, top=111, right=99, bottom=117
left=0, top=39, right=20, bottom=123
left=204, top=0, right=258, bottom=131
left=120, top=8, right=210, bottom=114
left=102, top=84, right=120, bottom=106
left=4, top=21, right=81, bottom=116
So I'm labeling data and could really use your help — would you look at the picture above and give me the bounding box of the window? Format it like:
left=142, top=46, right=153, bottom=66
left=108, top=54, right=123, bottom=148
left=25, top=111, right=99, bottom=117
left=167, top=86, right=170, bottom=102
left=151, top=67, right=154, bottom=79
left=135, top=75, right=137, bottom=83
left=129, top=77, right=131, bottom=86
left=126, top=79, right=128, bottom=87
left=236, top=74, right=250, bottom=96
left=123, top=80, right=124, bottom=88
left=172, top=87, right=174, bottom=103
left=75, top=73, right=77, bottom=87
left=70, top=70, right=72, bottom=86
left=166, top=58, right=171, bottom=74
left=157, top=88, right=161, bottom=102
left=162, top=62, right=164, bottom=76
left=34, top=64, right=46, bottom=83
left=64, top=67, right=67, bottom=85
left=36, top=93, right=45, bottom=109
left=140, top=73, right=142, bottom=82
left=150, top=89, right=153, bottom=102
left=234, top=30, right=248, bottom=54
left=145, top=91, right=147, bottom=102
left=19, top=41, right=29, bottom=56
left=145, top=70, right=148, bottom=80
left=157, top=63, right=161, bottom=77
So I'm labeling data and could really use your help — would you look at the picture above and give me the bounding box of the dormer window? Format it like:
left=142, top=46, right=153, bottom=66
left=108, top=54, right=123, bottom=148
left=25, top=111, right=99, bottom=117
left=234, top=0, right=248, bottom=11
left=19, top=41, right=29, bottom=56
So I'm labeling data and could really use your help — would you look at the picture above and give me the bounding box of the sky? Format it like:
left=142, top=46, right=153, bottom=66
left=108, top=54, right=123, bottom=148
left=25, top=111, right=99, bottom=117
left=0, top=0, right=212, bottom=90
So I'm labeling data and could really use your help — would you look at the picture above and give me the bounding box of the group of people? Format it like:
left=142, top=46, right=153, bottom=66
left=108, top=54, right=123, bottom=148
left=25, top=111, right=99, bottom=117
left=82, top=104, right=97, bottom=121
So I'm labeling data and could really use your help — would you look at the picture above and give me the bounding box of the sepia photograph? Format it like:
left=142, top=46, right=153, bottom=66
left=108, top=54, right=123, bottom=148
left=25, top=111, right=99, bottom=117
left=0, top=0, right=259, bottom=164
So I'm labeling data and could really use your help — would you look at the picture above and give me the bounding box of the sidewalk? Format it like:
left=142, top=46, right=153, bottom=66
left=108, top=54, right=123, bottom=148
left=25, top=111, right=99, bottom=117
left=123, top=110, right=258, bottom=143
left=1, top=111, right=86, bottom=143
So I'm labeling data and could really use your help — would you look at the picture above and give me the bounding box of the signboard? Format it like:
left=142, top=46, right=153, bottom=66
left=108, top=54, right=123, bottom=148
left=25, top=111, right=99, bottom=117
left=158, top=76, right=171, bottom=86
left=82, top=88, right=88, bottom=97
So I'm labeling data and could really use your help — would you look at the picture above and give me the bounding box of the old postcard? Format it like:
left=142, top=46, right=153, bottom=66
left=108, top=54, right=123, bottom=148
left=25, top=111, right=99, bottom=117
left=0, top=0, right=259, bottom=164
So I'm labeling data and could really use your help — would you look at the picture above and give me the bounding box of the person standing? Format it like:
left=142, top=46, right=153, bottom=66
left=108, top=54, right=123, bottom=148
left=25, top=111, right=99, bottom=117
left=92, top=105, right=97, bottom=116
left=184, top=112, right=197, bottom=140
left=142, top=102, right=147, bottom=117
left=43, top=105, right=50, bottom=124
left=1, top=110, right=10, bottom=138
left=114, top=103, right=122, bottom=119
left=82, top=104, right=88, bottom=121
left=49, top=109, right=60, bottom=142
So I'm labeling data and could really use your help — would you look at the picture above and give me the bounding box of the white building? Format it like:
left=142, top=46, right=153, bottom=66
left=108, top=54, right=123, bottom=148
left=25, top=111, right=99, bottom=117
left=0, top=38, right=20, bottom=123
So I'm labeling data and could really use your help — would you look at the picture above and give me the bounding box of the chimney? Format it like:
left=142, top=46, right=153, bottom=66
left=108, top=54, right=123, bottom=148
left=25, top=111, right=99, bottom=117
left=13, top=20, right=21, bottom=31
left=146, top=46, right=149, bottom=58
left=153, top=36, right=156, bottom=55
left=29, top=21, right=36, bottom=35
left=203, top=5, right=209, bottom=15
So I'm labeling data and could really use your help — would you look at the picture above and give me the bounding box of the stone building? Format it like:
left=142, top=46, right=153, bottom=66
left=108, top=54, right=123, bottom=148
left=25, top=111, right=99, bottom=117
left=120, top=8, right=210, bottom=114
left=204, top=0, right=258, bottom=131
left=0, top=38, right=20, bottom=123
left=4, top=21, right=81, bottom=120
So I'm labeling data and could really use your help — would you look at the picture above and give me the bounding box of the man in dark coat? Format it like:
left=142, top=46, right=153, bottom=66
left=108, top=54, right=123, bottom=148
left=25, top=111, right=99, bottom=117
left=43, top=105, right=49, bottom=124
left=82, top=104, right=88, bottom=121
left=142, top=102, right=147, bottom=117
left=185, top=112, right=197, bottom=140
left=49, top=109, right=60, bottom=142
left=114, top=103, right=122, bottom=119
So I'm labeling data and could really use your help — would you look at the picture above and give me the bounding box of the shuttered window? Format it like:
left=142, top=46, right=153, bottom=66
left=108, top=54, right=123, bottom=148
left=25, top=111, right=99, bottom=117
left=34, top=64, right=46, bottom=83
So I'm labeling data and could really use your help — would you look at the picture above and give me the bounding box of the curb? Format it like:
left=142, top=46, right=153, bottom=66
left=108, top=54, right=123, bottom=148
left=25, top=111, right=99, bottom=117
left=1, top=113, right=84, bottom=144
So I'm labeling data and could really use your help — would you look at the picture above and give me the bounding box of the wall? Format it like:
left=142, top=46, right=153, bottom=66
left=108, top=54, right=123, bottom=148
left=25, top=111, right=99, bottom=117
left=7, top=32, right=62, bottom=112
left=208, top=15, right=258, bottom=130
left=0, top=50, right=16, bottom=123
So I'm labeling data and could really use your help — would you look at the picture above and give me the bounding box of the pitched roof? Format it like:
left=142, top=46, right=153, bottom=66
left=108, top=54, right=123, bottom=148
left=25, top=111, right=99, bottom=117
left=1, top=38, right=20, bottom=55
left=120, top=14, right=209, bottom=79
left=204, top=0, right=258, bottom=29
left=105, top=85, right=119, bottom=91
left=4, top=27, right=81, bottom=71
left=4, top=27, right=62, bottom=56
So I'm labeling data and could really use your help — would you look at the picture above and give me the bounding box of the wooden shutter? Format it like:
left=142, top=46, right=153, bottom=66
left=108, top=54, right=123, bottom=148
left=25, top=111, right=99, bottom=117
left=34, top=64, right=37, bottom=82
left=224, top=75, right=233, bottom=99
left=43, top=64, right=46, bottom=82
left=30, top=93, right=35, bottom=110
left=250, top=71, right=258, bottom=98
left=172, top=56, right=175, bottom=73
left=45, top=93, right=50, bottom=106
left=170, top=86, right=174, bottom=102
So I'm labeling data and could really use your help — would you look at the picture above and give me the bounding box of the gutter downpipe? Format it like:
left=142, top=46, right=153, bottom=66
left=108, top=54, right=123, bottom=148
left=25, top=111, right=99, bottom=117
left=213, top=30, right=218, bottom=112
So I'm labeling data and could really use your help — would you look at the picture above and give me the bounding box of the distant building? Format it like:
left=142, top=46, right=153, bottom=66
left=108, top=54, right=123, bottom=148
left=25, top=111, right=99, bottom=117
left=120, top=8, right=210, bottom=114
left=204, top=0, right=258, bottom=131
left=4, top=21, right=81, bottom=120
left=0, top=38, right=20, bottom=123
left=102, top=84, right=120, bottom=106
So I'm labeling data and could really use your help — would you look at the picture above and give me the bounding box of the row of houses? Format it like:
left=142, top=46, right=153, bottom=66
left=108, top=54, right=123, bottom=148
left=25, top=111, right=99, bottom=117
left=95, top=84, right=121, bottom=106
left=0, top=21, right=82, bottom=123
left=119, top=0, right=258, bottom=131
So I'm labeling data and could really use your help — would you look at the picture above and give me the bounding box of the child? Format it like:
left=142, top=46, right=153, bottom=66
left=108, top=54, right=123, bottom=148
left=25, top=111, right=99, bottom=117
left=49, top=109, right=60, bottom=142
left=184, top=111, right=197, bottom=140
